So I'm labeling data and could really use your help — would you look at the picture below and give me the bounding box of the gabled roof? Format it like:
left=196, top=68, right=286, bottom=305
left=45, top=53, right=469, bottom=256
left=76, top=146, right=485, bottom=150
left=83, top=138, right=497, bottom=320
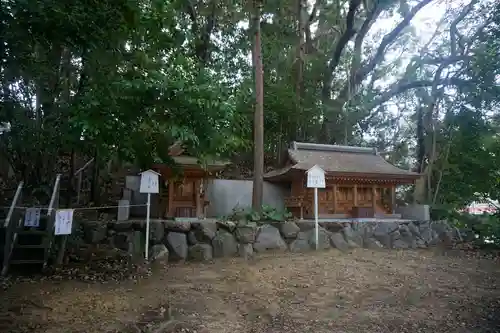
left=264, top=142, right=420, bottom=182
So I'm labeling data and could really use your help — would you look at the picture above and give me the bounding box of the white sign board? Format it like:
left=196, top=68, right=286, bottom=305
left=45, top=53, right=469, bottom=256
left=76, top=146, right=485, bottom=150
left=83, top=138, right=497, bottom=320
left=24, top=208, right=41, bottom=227
left=139, top=169, right=160, bottom=194
left=54, top=209, right=74, bottom=235
left=306, top=165, right=326, bottom=188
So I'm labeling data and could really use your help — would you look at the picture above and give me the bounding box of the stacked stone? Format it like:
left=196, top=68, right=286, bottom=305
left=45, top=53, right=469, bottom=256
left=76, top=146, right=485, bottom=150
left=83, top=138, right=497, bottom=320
left=80, top=219, right=463, bottom=263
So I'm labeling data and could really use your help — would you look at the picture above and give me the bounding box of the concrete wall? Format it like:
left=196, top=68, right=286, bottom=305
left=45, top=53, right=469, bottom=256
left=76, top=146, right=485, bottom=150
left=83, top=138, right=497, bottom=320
left=205, top=179, right=289, bottom=218
left=396, top=204, right=430, bottom=221
left=124, top=176, right=289, bottom=218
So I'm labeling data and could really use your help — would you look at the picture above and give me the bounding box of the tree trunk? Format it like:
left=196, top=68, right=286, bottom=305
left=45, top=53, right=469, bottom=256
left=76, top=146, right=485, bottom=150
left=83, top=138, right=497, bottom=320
left=252, top=0, right=264, bottom=212
left=416, top=105, right=426, bottom=173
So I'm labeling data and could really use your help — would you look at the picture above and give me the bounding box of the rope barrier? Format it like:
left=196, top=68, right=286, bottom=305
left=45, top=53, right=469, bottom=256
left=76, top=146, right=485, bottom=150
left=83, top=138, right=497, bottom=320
left=0, top=204, right=148, bottom=211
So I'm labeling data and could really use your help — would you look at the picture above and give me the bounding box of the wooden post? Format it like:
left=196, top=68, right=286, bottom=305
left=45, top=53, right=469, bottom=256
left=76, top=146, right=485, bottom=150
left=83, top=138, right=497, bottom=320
left=353, top=184, right=358, bottom=207
left=167, top=179, right=174, bottom=217
left=195, top=179, right=202, bottom=218
left=333, top=183, right=338, bottom=213
left=391, top=185, right=396, bottom=214
left=372, top=184, right=376, bottom=211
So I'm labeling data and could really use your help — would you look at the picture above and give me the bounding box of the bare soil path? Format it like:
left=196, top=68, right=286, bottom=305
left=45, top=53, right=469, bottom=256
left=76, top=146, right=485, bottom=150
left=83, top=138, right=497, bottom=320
left=1, top=248, right=500, bottom=333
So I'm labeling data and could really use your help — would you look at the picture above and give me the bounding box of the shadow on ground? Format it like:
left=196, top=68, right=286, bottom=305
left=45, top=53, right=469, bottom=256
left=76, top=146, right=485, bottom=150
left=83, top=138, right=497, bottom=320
left=1, top=248, right=499, bottom=333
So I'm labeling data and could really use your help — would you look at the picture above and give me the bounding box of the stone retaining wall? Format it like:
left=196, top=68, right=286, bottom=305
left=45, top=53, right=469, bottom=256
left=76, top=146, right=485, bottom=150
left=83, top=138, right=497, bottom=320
left=79, top=219, right=462, bottom=263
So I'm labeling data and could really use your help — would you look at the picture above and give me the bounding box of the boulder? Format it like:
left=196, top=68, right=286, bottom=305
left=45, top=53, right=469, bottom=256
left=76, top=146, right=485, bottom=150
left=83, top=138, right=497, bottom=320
left=343, top=224, right=362, bottom=247
left=112, top=232, right=131, bottom=251
left=390, top=230, right=402, bottom=247
left=149, top=244, right=169, bottom=263
left=187, top=231, right=198, bottom=245
left=212, top=230, right=238, bottom=257
left=165, top=232, right=188, bottom=260
left=253, top=224, right=287, bottom=252
left=217, top=220, right=237, bottom=232
left=149, top=221, right=165, bottom=244
left=288, top=232, right=311, bottom=252
left=192, top=221, right=218, bottom=243
left=188, top=243, right=213, bottom=262
left=130, top=231, right=144, bottom=257
left=280, top=222, right=300, bottom=239
left=330, top=232, right=349, bottom=252
left=295, top=221, right=315, bottom=231
left=112, top=221, right=134, bottom=232
left=419, top=222, right=439, bottom=245
left=308, top=227, right=331, bottom=250
left=363, top=237, right=384, bottom=249
left=372, top=222, right=398, bottom=247
left=416, top=239, right=427, bottom=248
left=164, top=220, right=191, bottom=232
left=238, top=243, right=254, bottom=260
left=407, top=222, right=421, bottom=237
left=322, top=222, right=344, bottom=233
left=235, top=223, right=258, bottom=244
left=399, top=225, right=417, bottom=248
left=83, top=222, right=107, bottom=244
left=392, top=239, right=409, bottom=249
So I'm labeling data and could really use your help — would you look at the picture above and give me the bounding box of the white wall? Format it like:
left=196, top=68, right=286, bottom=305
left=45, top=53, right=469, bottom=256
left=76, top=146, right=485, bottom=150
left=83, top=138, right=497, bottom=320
left=205, top=179, right=289, bottom=218
left=125, top=176, right=290, bottom=218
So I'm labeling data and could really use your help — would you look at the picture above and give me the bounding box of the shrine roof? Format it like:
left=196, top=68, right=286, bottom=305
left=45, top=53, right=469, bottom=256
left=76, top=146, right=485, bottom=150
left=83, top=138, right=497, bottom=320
left=152, top=155, right=230, bottom=172
left=264, top=142, right=420, bottom=181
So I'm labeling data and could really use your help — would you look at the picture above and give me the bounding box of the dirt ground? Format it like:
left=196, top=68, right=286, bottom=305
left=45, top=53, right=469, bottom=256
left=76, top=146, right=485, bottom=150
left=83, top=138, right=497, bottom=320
left=1, top=248, right=500, bottom=333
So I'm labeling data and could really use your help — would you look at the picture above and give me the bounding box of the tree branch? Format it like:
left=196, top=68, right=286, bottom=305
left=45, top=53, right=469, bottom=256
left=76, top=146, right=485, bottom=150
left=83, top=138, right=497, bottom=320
left=420, top=55, right=471, bottom=65
left=370, top=77, right=476, bottom=110
left=350, top=5, right=381, bottom=88
left=321, top=0, right=362, bottom=99
left=196, top=1, right=217, bottom=64
left=356, top=0, right=434, bottom=83
left=450, top=0, right=478, bottom=55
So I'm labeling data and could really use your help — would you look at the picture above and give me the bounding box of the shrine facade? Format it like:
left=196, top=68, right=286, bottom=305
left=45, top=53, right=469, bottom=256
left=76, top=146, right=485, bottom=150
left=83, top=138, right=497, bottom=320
left=152, top=156, right=228, bottom=219
left=264, top=142, right=421, bottom=219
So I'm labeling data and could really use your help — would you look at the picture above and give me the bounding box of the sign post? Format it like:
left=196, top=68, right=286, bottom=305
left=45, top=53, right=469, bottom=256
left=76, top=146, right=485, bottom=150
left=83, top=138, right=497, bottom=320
left=306, top=165, right=326, bottom=250
left=139, top=169, right=160, bottom=260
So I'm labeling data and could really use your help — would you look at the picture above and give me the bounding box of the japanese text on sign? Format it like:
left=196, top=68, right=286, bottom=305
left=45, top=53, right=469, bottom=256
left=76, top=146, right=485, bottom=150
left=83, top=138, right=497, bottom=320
left=306, top=165, right=326, bottom=188
left=139, top=170, right=160, bottom=193
left=55, top=209, right=74, bottom=235
left=24, top=208, right=41, bottom=227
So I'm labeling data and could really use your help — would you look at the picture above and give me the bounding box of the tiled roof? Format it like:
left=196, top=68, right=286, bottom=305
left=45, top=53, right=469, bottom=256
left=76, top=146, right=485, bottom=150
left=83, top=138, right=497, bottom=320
left=264, top=142, right=420, bottom=179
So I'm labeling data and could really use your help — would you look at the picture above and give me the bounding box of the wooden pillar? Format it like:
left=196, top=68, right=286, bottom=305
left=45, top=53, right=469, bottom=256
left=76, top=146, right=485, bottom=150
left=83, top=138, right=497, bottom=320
left=167, top=179, right=175, bottom=217
left=372, top=184, right=376, bottom=211
left=195, top=179, right=202, bottom=218
left=391, top=184, right=396, bottom=214
left=353, top=184, right=358, bottom=207
left=333, top=183, right=338, bottom=213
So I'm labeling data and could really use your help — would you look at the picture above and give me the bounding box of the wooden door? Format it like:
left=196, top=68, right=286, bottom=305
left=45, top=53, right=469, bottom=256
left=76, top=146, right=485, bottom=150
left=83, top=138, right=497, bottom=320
left=173, top=179, right=197, bottom=217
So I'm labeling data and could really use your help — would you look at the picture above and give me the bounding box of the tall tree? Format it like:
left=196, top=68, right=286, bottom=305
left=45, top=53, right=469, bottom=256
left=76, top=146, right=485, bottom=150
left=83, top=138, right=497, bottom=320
left=252, top=0, right=264, bottom=211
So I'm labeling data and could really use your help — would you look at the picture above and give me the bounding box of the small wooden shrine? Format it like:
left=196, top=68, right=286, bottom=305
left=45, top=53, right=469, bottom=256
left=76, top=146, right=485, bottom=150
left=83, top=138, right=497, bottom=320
left=264, top=142, right=421, bottom=219
left=151, top=155, right=229, bottom=219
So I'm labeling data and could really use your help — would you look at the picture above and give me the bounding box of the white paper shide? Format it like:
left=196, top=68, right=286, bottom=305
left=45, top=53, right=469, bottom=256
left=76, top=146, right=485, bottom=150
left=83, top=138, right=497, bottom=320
left=55, top=209, right=74, bottom=235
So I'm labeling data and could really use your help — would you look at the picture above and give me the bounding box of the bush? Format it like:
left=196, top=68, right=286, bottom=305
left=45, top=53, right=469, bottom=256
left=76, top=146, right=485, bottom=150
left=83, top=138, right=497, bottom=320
left=225, top=205, right=292, bottom=223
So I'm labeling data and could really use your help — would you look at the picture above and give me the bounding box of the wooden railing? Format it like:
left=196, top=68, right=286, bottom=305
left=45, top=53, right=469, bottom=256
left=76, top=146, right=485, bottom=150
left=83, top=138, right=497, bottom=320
left=284, top=196, right=304, bottom=207
left=74, top=158, right=94, bottom=205
left=1, top=181, right=24, bottom=276
left=47, top=174, right=62, bottom=266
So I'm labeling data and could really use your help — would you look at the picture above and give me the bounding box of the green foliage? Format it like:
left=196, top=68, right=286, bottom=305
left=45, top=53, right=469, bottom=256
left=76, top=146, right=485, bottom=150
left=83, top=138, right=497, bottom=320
left=227, top=205, right=292, bottom=223
left=447, top=213, right=500, bottom=246
left=0, top=0, right=248, bottom=189
left=1, top=0, right=500, bottom=217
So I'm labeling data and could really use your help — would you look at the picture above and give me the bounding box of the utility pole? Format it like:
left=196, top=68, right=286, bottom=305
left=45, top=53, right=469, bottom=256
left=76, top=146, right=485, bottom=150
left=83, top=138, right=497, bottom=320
left=251, top=0, right=264, bottom=212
